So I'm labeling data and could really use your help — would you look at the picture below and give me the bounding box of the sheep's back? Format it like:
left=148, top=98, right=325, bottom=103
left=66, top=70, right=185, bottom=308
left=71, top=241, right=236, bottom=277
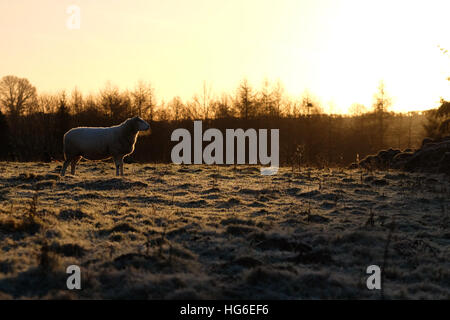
left=64, top=127, right=117, bottom=160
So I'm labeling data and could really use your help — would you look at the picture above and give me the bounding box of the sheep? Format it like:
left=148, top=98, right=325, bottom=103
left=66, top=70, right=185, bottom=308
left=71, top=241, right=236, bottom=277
left=60, top=116, right=150, bottom=176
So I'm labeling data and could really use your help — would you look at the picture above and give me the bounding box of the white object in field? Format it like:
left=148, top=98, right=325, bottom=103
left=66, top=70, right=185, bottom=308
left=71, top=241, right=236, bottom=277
left=260, top=166, right=279, bottom=176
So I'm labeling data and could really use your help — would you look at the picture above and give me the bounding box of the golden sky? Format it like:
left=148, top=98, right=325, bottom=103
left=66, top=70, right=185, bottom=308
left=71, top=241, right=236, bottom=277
left=1, top=0, right=449, bottom=113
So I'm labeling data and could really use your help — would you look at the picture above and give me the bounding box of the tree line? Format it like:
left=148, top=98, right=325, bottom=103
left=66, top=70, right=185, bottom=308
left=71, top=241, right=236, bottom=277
left=0, top=75, right=446, bottom=167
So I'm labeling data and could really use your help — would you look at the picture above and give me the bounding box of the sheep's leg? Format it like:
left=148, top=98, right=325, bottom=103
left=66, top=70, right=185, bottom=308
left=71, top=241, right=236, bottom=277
left=120, top=161, right=124, bottom=176
left=61, top=160, right=70, bottom=176
left=70, top=156, right=81, bottom=175
left=114, top=157, right=123, bottom=176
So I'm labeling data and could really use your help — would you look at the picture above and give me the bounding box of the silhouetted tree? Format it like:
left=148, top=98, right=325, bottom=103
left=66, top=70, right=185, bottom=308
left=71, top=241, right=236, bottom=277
left=212, top=94, right=234, bottom=119
left=56, top=92, right=71, bottom=137
left=0, top=75, right=37, bottom=117
left=271, top=80, right=285, bottom=118
left=167, top=96, right=185, bottom=121
left=100, top=84, right=131, bottom=121
left=284, top=99, right=301, bottom=118
left=192, top=81, right=212, bottom=120
left=131, top=81, right=156, bottom=120
left=256, top=79, right=284, bottom=118
left=424, top=99, right=450, bottom=139
left=300, top=91, right=322, bottom=115
left=155, top=100, right=171, bottom=121
left=349, top=103, right=367, bottom=116
left=259, top=79, right=274, bottom=118
left=37, top=94, right=58, bottom=113
left=235, top=79, right=256, bottom=119
left=436, top=99, right=450, bottom=135
left=71, top=88, right=84, bottom=115
left=372, top=81, right=392, bottom=148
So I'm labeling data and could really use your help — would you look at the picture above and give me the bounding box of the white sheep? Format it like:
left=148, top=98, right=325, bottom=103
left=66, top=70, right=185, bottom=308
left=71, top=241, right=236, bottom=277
left=60, top=116, right=150, bottom=176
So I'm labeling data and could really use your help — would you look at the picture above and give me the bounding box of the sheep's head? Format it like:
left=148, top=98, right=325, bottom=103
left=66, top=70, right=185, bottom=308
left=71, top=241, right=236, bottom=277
left=127, top=116, right=151, bottom=134
left=135, top=116, right=151, bottom=132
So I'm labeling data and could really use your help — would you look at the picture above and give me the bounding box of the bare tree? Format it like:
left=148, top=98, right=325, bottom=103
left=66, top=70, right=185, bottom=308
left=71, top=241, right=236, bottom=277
left=212, top=93, right=234, bottom=119
left=283, top=99, right=300, bottom=118
left=131, top=81, right=156, bottom=120
left=155, top=100, right=171, bottom=121
left=37, top=94, right=58, bottom=113
left=259, top=78, right=274, bottom=117
left=271, top=80, right=285, bottom=118
left=0, top=75, right=38, bottom=117
left=372, top=81, right=392, bottom=148
left=425, top=99, right=450, bottom=139
left=168, top=96, right=185, bottom=121
left=99, top=83, right=131, bottom=121
left=235, top=79, right=255, bottom=119
left=300, top=90, right=322, bottom=116
left=372, top=81, right=392, bottom=114
left=71, top=87, right=84, bottom=115
left=349, top=103, right=367, bottom=116
left=56, top=91, right=71, bottom=130
left=189, top=81, right=213, bottom=120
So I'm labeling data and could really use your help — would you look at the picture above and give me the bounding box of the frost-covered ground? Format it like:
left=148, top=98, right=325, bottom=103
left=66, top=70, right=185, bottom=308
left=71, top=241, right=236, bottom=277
left=0, top=161, right=449, bottom=299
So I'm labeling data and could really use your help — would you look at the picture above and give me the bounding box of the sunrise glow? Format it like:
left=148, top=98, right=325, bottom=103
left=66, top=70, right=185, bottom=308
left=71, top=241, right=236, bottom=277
left=1, top=0, right=449, bottom=113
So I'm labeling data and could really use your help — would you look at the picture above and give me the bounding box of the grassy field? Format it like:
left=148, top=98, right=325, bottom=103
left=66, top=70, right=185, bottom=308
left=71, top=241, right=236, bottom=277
left=0, top=161, right=449, bottom=299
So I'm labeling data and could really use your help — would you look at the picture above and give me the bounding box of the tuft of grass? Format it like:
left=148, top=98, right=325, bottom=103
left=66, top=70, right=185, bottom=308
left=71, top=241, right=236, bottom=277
left=27, top=190, right=39, bottom=219
left=0, top=191, right=42, bottom=234
left=38, top=240, right=61, bottom=273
